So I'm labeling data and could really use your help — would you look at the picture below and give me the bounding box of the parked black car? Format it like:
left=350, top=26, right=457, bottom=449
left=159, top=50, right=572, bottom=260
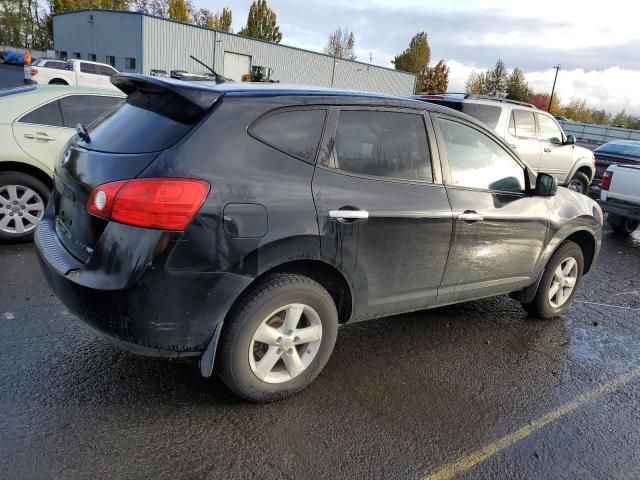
left=36, top=75, right=602, bottom=401
left=592, top=140, right=640, bottom=187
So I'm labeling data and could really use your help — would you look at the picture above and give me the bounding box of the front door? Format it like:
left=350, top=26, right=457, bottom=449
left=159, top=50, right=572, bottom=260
left=433, top=114, right=549, bottom=302
left=505, top=108, right=542, bottom=170
left=536, top=113, right=574, bottom=183
left=313, top=107, right=453, bottom=319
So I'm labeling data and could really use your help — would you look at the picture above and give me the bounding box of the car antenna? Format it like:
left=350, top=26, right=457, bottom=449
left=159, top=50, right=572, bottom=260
left=190, top=55, right=226, bottom=84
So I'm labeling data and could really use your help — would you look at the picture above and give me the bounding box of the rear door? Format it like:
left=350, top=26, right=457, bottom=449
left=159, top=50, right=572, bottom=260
left=312, top=107, right=453, bottom=319
left=504, top=108, right=542, bottom=170
left=536, top=113, right=573, bottom=182
left=433, top=113, right=549, bottom=302
left=13, top=94, right=122, bottom=170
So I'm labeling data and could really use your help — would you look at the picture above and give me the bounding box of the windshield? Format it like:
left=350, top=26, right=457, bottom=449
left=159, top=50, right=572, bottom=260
left=595, top=142, right=640, bottom=158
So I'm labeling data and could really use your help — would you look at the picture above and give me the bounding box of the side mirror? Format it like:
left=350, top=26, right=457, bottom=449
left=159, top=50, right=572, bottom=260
left=535, top=173, right=558, bottom=197
left=564, top=134, right=576, bottom=145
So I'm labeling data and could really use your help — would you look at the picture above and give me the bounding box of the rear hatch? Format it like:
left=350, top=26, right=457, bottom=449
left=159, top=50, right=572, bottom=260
left=53, top=74, right=221, bottom=261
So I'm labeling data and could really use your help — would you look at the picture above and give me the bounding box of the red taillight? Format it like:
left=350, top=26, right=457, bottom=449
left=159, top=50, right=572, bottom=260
left=30, top=68, right=38, bottom=76
left=87, top=178, right=210, bottom=231
left=599, top=170, right=613, bottom=191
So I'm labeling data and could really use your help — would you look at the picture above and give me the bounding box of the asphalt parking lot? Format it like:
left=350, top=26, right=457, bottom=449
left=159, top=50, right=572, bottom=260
left=1, top=226, right=639, bottom=479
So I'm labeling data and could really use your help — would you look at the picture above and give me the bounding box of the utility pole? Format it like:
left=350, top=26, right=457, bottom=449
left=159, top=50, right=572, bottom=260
left=548, top=65, right=560, bottom=113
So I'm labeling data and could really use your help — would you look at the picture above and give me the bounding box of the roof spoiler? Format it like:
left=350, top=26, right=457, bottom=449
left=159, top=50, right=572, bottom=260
left=111, top=73, right=221, bottom=111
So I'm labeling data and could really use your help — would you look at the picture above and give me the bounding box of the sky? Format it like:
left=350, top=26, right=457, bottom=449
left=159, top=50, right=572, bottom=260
left=194, top=0, right=640, bottom=115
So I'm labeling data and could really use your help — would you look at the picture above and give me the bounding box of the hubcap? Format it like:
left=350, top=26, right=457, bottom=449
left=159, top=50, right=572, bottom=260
left=249, top=303, right=323, bottom=384
left=0, top=185, right=45, bottom=235
left=548, top=257, right=578, bottom=308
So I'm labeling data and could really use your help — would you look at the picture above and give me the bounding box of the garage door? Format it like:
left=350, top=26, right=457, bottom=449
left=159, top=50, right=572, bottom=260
left=224, top=52, right=251, bottom=82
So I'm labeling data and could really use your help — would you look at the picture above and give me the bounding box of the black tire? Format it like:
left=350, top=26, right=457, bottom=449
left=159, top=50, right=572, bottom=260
left=0, top=172, right=50, bottom=243
left=522, top=241, right=584, bottom=319
left=566, top=171, right=590, bottom=195
left=48, top=79, right=68, bottom=85
left=608, top=214, right=639, bottom=236
left=216, top=273, right=339, bottom=402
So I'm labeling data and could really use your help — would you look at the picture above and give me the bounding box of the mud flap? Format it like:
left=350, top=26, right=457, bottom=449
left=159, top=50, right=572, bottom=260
left=199, top=321, right=224, bottom=378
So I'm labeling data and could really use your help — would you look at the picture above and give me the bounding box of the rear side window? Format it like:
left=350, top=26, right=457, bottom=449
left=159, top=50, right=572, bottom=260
left=460, top=103, right=501, bottom=129
left=19, top=100, right=64, bottom=127
left=80, top=62, right=97, bottom=74
left=333, top=110, right=432, bottom=182
left=45, top=61, right=65, bottom=70
left=59, top=95, right=123, bottom=128
left=250, top=109, right=326, bottom=163
left=509, top=110, right=536, bottom=138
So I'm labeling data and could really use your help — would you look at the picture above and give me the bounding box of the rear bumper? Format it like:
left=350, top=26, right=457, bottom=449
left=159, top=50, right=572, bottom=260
left=598, top=199, right=640, bottom=222
left=35, top=208, right=253, bottom=356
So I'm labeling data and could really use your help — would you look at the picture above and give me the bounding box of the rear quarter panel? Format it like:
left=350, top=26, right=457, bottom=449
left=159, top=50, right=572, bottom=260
left=141, top=96, right=323, bottom=278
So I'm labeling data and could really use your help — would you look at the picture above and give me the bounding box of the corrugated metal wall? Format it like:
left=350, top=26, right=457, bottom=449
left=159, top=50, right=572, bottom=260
left=558, top=120, right=640, bottom=145
left=141, top=15, right=415, bottom=96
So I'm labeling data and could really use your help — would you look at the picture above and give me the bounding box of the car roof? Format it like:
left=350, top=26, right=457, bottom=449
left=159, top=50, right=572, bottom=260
left=412, top=93, right=538, bottom=110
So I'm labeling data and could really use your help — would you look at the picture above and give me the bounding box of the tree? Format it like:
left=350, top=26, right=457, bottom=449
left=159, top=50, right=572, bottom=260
left=506, top=68, right=532, bottom=102
left=530, top=92, right=562, bottom=115
left=324, top=27, right=356, bottom=60
left=419, top=59, right=449, bottom=93
left=612, top=110, right=629, bottom=128
left=207, top=7, right=232, bottom=32
left=590, top=109, right=611, bottom=125
left=168, top=0, right=189, bottom=22
left=465, top=71, right=486, bottom=95
left=392, top=31, right=430, bottom=74
left=484, top=59, right=508, bottom=97
left=563, top=98, right=591, bottom=123
left=239, top=0, right=282, bottom=43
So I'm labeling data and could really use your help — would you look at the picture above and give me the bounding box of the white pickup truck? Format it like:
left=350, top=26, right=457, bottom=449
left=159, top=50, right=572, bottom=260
left=26, top=59, right=119, bottom=91
left=599, top=164, right=640, bottom=235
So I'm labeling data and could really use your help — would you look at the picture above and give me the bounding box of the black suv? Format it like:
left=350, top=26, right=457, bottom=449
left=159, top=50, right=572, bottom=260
left=36, top=75, right=602, bottom=401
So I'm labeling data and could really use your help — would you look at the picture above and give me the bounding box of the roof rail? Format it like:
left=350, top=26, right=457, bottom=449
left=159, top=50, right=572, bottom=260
left=416, top=92, right=537, bottom=109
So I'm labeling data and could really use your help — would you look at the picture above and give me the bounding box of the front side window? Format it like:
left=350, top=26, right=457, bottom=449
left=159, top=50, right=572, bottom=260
left=508, top=110, right=537, bottom=138
left=439, top=117, right=525, bottom=192
left=250, top=109, right=326, bottom=163
left=19, top=100, right=64, bottom=127
left=59, top=95, right=123, bottom=128
left=537, top=114, right=564, bottom=143
left=333, top=110, right=432, bottom=182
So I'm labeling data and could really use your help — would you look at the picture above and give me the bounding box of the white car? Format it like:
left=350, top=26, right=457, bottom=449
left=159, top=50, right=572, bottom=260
left=416, top=94, right=596, bottom=194
left=0, top=85, right=124, bottom=242
left=27, top=59, right=120, bottom=91
left=599, top=164, right=640, bottom=235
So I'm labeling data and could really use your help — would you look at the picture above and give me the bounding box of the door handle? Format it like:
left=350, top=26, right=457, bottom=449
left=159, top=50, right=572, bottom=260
left=458, top=211, right=484, bottom=222
left=24, top=132, right=55, bottom=141
left=329, top=209, right=369, bottom=220
left=544, top=147, right=552, bottom=153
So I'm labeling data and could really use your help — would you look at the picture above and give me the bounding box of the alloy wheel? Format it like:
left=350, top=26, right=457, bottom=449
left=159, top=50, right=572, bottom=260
left=0, top=184, right=45, bottom=235
left=548, top=257, right=578, bottom=308
left=249, top=303, right=323, bottom=384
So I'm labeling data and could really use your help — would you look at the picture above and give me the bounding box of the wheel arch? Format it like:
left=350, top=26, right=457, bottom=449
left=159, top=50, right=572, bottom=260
left=229, top=259, right=354, bottom=325
left=0, top=161, right=53, bottom=190
left=561, top=229, right=597, bottom=274
left=49, top=78, right=69, bottom=85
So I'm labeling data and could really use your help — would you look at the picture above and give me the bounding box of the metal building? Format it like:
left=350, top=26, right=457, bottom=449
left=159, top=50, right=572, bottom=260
left=52, top=10, right=416, bottom=96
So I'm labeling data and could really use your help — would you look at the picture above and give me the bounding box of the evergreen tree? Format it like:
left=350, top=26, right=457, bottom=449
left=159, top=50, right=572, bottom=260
left=506, top=68, right=532, bottom=102
left=392, top=31, right=430, bottom=74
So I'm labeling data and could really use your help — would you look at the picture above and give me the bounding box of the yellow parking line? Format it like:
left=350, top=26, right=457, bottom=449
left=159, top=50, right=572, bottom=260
left=423, top=366, right=640, bottom=480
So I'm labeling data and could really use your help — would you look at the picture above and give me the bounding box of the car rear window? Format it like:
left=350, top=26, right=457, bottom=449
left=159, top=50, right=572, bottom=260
left=19, top=100, right=64, bottom=127
left=81, top=87, right=211, bottom=153
left=59, top=95, right=123, bottom=128
left=595, top=143, right=640, bottom=158
left=459, top=104, right=502, bottom=129
left=250, top=109, right=326, bottom=163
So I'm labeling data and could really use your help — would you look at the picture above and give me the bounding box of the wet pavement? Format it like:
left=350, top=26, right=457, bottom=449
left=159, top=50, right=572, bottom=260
left=1, top=226, right=639, bottom=480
